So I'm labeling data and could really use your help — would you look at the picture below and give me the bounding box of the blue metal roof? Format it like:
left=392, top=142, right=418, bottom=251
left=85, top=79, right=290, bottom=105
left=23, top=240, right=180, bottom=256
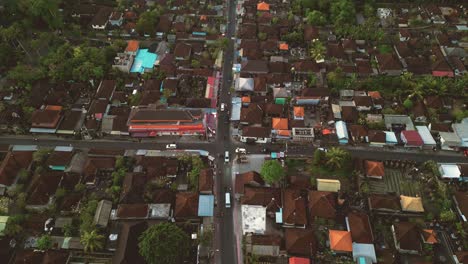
left=198, top=195, right=214, bottom=217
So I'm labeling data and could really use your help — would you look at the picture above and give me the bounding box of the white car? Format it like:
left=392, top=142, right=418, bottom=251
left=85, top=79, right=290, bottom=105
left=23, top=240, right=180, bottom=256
left=166, top=144, right=177, bottom=149
left=235, top=148, right=246, bottom=154
left=224, top=151, right=230, bottom=163
left=220, top=103, right=226, bottom=111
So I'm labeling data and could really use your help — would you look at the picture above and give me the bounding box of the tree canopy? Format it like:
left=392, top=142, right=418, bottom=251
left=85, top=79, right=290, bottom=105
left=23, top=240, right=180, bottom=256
left=138, top=223, right=190, bottom=264
left=260, top=160, right=285, bottom=185
left=81, top=230, right=104, bottom=253
left=330, top=0, right=356, bottom=26
left=324, top=147, right=350, bottom=170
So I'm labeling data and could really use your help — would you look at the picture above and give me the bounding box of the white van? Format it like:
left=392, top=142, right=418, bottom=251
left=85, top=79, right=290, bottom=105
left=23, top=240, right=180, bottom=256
left=224, top=151, right=229, bottom=163
left=225, top=192, right=231, bottom=208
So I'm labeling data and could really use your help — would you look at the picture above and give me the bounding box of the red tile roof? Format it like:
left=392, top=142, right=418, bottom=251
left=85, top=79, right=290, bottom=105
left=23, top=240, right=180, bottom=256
left=347, top=211, right=374, bottom=243
left=285, top=228, right=316, bottom=256
left=116, top=204, right=149, bottom=218
left=0, top=151, right=33, bottom=186
left=329, top=230, right=352, bottom=252
left=283, top=188, right=307, bottom=226
left=365, top=160, right=385, bottom=178
left=175, top=192, right=199, bottom=218
left=309, top=191, right=336, bottom=219
left=235, top=171, right=264, bottom=194
left=125, top=40, right=139, bottom=53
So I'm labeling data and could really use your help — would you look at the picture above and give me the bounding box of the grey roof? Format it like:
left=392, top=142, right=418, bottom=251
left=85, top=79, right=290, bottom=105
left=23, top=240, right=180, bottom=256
left=453, top=122, right=468, bottom=143
left=384, top=115, right=415, bottom=130
left=93, top=200, right=112, bottom=227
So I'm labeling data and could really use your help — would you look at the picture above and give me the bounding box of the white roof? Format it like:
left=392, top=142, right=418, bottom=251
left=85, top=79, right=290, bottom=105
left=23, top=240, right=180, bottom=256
left=439, top=164, right=461, bottom=178
left=335, top=121, right=349, bottom=140
left=352, top=243, right=377, bottom=263
left=384, top=131, right=398, bottom=143
left=453, top=123, right=468, bottom=145
left=241, top=205, right=266, bottom=234
left=231, top=97, right=242, bottom=121
left=384, top=115, right=415, bottom=130
left=416, top=126, right=436, bottom=145
left=439, top=132, right=461, bottom=146
left=236, top=78, right=254, bottom=92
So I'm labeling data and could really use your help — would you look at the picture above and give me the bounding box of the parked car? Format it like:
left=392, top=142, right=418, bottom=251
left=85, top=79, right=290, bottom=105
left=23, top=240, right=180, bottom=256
left=166, top=144, right=177, bottom=149
left=220, top=103, right=226, bottom=111
left=224, top=151, right=230, bottom=163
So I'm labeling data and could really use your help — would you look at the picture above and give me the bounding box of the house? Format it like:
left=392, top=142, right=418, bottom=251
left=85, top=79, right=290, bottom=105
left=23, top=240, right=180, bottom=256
left=400, top=195, right=424, bottom=213
left=365, top=160, right=385, bottom=179
left=309, top=191, right=336, bottom=219
left=91, top=7, right=112, bottom=29
left=235, top=78, right=254, bottom=92
left=293, top=107, right=304, bottom=120
left=93, top=200, right=112, bottom=228
left=240, top=103, right=264, bottom=125
left=127, top=108, right=206, bottom=137
left=349, top=125, right=368, bottom=143
left=175, top=192, right=199, bottom=219
left=354, top=96, right=373, bottom=111
left=455, top=251, right=468, bottom=264
left=285, top=228, right=316, bottom=256
left=116, top=204, right=149, bottom=219
left=174, top=42, right=192, bottom=60
left=235, top=171, right=264, bottom=195
left=415, top=126, right=436, bottom=149
left=341, top=106, right=358, bottom=123
left=198, top=194, right=214, bottom=217
left=241, top=187, right=282, bottom=212
left=438, top=163, right=462, bottom=180
left=392, top=222, right=421, bottom=254
left=453, top=192, right=468, bottom=222
left=432, top=59, right=454, bottom=77
left=0, top=151, right=33, bottom=187
left=346, top=211, right=374, bottom=244
left=113, top=221, right=147, bottom=264
left=384, top=114, right=415, bottom=131
left=400, top=130, right=424, bottom=148
left=375, top=53, right=402, bottom=75
left=245, top=234, right=281, bottom=257
left=241, top=204, right=266, bottom=234
left=241, top=127, right=271, bottom=144
left=113, top=53, right=134, bottom=73
left=96, top=80, right=116, bottom=100
left=30, top=105, right=63, bottom=133
left=241, top=60, right=269, bottom=74
left=283, top=188, right=307, bottom=228
left=272, top=118, right=289, bottom=139
left=368, top=130, right=387, bottom=147
left=257, top=1, right=270, bottom=11
left=292, top=128, right=314, bottom=142
left=335, top=121, right=349, bottom=144
left=289, top=257, right=310, bottom=264
left=84, top=157, right=115, bottom=185
left=453, top=122, right=468, bottom=148
left=368, top=194, right=400, bottom=213
left=316, top=179, right=340, bottom=192
left=46, top=148, right=74, bottom=171
left=108, top=11, right=123, bottom=27
left=199, top=168, right=213, bottom=194
left=439, top=132, right=461, bottom=151
left=340, top=90, right=354, bottom=101
left=421, top=229, right=438, bottom=244
left=329, top=230, right=353, bottom=253
left=26, top=171, right=63, bottom=208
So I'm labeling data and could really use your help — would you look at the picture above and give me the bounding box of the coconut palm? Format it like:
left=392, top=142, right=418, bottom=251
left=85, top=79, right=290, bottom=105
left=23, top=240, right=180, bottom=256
left=80, top=229, right=104, bottom=253
left=325, top=147, right=350, bottom=170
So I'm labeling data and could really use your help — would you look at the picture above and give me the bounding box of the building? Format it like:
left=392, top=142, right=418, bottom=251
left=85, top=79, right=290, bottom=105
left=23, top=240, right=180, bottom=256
left=127, top=108, right=206, bottom=137
left=416, top=126, right=436, bottom=149
left=292, top=128, right=314, bottom=142
left=400, top=130, right=424, bottom=148
left=335, top=121, right=349, bottom=144
left=112, top=53, right=135, bottom=73
left=30, top=105, right=63, bottom=134
left=392, top=222, right=421, bottom=254
left=241, top=205, right=266, bottom=234
left=329, top=230, right=353, bottom=253
left=365, top=160, right=385, bottom=179
left=240, top=127, right=271, bottom=144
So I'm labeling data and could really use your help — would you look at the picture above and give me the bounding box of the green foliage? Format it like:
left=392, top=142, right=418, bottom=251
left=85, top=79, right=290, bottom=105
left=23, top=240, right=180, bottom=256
left=139, top=223, right=190, bottom=264
left=309, top=40, right=325, bottom=61
left=198, top=228, right=213, bottom=247
left=74, top=183, right=86, bottom=193
left=129, top=92, right=142, bottom=106
left=186, top=156, right=205, bottom=190
left=281, top=31, right=303, bottom=45
left=136, top=9, right=162, bottom=35
left=306, top=10, right=326, bottom=26
left=81, top=229, right=104, bottom=253
left=63, top=222, right=76, bottom=237
left=29, top=0, right=63, bottom=29
left=453, top=109, right=468, bottom=122
left=260, top=160, right=285, bottom=185
left=191, top=59, right=201, bottom=68
left=403, top=98, right=413, bottom=109
left=439, top=210, right=456, bottom=222
left=324, top=147, right=350, bottom=170
left=5, top=214, right=27, bottom=237
left=79, top=199, right=98, bottom=234
left=36, top=234, right=52, bottom=250
left=258, top=32, right=267, bottom=41
left=55, top=187, right=67, bottom=200
left=330, top=0, right=356, bottom=26
left=33, top=148, right=51, bottom=163
left=7, top=64, right=45, bottom=88
left=17, top=168, right=30, bottom=184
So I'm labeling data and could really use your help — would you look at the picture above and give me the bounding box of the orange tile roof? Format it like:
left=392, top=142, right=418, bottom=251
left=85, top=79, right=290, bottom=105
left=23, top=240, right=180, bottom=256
left=279, top=43, right=289, bottom=50
left=322, top=129, right=331, bottom=135
left=289, top=257, right=310, bottom=264
left=365, top=160, right=385, bottom=177
left=278, top=130, right=290, bottom=136
left=329, top=230, right=352, bottom=252
left=422, top=229, right=438, bottom=244
left=242, top=96, right=251, bottom=103
left=294, top=107, right=304, bottom=117
left=272, top=118, right=288, bottom=130
left=200, top=15, right=207, bottom=21
left=45, top=105, right=63, bottom=111
left=257, top=1, right=270, bottom=11
left=125, top=40, right=139, bottom=52
left=368, top=91, right=382, bottom=99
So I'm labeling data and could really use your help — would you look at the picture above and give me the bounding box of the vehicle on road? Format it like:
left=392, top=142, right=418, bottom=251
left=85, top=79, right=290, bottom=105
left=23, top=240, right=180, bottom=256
left=235, top=148, right=246, bottom=154
left=220, top=103, right=226, bottom=111
left=224, top=151, right=230, bottom=163
left=318, top=147, right=328, bottom=152
left=166, top=144, right=177, bottom=149
left=225, top=192, right=231, bottom=208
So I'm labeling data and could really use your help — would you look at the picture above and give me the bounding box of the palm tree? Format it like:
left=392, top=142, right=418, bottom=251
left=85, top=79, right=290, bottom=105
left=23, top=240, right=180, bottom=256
left=80, top=230, right=104, bottom=253
left=325, top=147, right=349, bottom=170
